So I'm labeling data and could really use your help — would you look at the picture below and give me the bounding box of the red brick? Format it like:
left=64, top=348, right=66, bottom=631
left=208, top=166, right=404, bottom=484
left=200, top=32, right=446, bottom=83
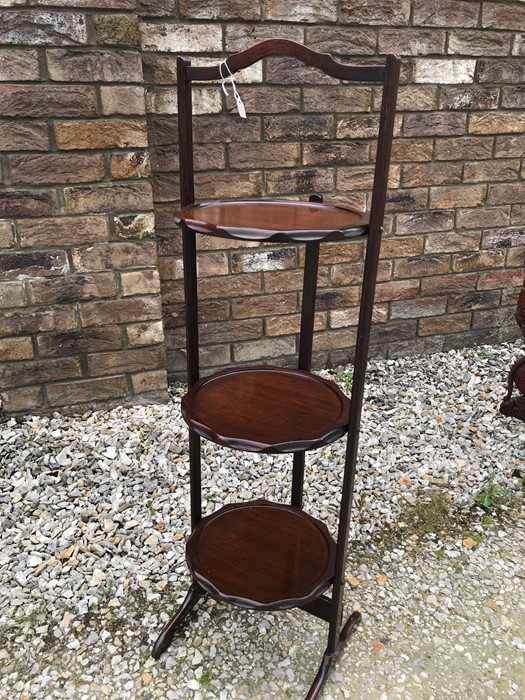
left=47, top=376, right=128, bottom=408
left=0, top=281, right=26, bottom=309
left=332, top=261, right=391, bottom=286
left=430, top=185, right=486, bottom=209
left=198, top=273, right=261, bottom=301
left=225, top=86, right=300, bottom=115
left=402, top=162, right=462, bottom=188
left=477, top=268, right=525, bottom=290
left=266, top=168, right=334, bottom=196
left=421, top=273, right=478, bottom=296
left=126, top=320, right=164, bottom=347
left=28, top=273, right=116, bottom=305
left=100, top=85, right=145, bottom=116
left=386, top=188, right=429, bottom=213
left=434, top=136, right=493, bottom=161
left=487, top=183, right=525, bottom=206
left=0, top=386, right=44, bottom=413
left=87, top=346, right=165, bottom=377
left=64, top=182, right=153, bottom=214
left=330, top=305, right=386, bottom=329
left=264, top=115, right=333, bottom=141
left=0, top=336, right=33, bottom=362
left=227, top=24, right=303, bottom=52
left=370, top=320, right=417, bottom=344
left=0, top=305, right=76, bottom=339
left=47, top=48, right=142, bottom=82
left=55, top=119, right=148, bottom=150
left=448, top=30, right=512, bottom=56
left=1, top=250, right=67, bottom=280
left=303, top=142, right=369, bottom=167
left=0, top=221, right=15, bottom=249
left=80, top=295, right=162, bottom=327
left=193, top=115, right=261, bottom=143
left=315, top=286, right=360, bottom=310
left=38, top=327, right=122, bottom=358
left=233, top=336, right=296, bottom=363
left=457, top=207, right=510, bottom=230
left=482, top=227, right=525, bottom=250
left=0, top=49, right=39, bottom=80
left=395, top=255, right=450, bottom=278
left=495, top=135, right=525, bottom=159
left=194, top=172, right=262, bottom=200
left=419, top=313, right=471, bottom=336
left=266, top=311, right=327, bottom=336
left=463, top=160, right=520, bottom=184
left=452, top=250, right=506, bottom=273
left=0, top=120, right=49, bottom=151
left=19, top=216, right=108, bottom=248
left=378, top=28, right=445, bottom=55
left=404, top=112, right=467, bottom=138
left=391, top=297, right=447, bottom=319
left=9, top=153, right=105, bottom=186
left=0, top=190, right=58, bottom=218
left=121, top=269, right=160, bottom=296
left=0, top=358, right=81, bottom=390
left=413, top=0, right=479, bottom=27
left=94, top=13, right=140, bottom=46
left=232, top=292, right=297, bottom=319
left=341, top=0, right=410, bottom=25
left=110, top=151, right=150, bottom=180
left=380, top=237, right=424, bottom=258
left=72, top=241, right=156, bottom=273
left=229, top=143, right=300, bottom=170
left=390, top=139, right=433, bottom=162
left=0, top=11, right=88, bottom=45
left=0, top=85, right=96, bottom=118
left=470, top=113, right=525, bottom=135
left=439, top=87, right=499, bottom=111
left=375, top=280, right=420, bottom=302
left=425, top=232, right=481, bottom=254
left=130, top=368, right=168, bottom=394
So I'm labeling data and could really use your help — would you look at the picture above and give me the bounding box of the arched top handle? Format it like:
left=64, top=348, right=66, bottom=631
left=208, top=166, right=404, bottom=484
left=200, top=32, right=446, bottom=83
left=185, top=39, right=390, bottom=83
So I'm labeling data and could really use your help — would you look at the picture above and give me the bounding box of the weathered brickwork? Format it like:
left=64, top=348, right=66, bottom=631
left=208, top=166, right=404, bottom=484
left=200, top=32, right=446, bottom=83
left=0, top=0, right=166, bottom=415
left=1, top=1, right=524, bottom=414
left=142, top=1, right=523, bottom=381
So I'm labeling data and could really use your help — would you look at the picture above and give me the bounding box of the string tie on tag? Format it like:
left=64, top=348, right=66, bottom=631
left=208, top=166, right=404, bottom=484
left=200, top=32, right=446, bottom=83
left=219, top=59, right=247, bottom=119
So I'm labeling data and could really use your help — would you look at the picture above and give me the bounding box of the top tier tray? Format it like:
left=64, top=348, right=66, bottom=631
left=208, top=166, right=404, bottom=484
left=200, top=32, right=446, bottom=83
left=175, top=199, right=369, bottom=243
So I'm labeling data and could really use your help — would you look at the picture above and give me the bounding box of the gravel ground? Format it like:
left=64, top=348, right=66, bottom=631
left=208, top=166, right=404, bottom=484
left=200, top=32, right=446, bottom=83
left=1, top=340, right=524, bottom=700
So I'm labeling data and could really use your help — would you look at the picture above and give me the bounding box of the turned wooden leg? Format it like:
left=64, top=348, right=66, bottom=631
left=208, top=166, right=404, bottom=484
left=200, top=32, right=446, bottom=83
left=152, top=582, right=203, bottom=660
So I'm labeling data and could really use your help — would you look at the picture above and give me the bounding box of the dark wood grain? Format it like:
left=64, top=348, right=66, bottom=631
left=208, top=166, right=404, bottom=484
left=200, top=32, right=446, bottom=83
left=175, top=199, right=369, bottom=243
left=186, top=500, right=336, bottom=610
left=187, top=39, right=385, bottom=83
left=181, top=365, right=350, bottom=453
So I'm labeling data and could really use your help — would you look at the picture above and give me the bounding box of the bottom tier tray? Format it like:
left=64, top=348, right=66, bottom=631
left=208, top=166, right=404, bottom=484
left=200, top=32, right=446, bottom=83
left=187, top=500, right=336, bottom=610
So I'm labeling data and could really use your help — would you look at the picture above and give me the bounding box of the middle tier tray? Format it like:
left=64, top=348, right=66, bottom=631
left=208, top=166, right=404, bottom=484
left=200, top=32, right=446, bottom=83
left=181, top=365, right=351, bottom=453
left=187, top=500, right=336, bottom=610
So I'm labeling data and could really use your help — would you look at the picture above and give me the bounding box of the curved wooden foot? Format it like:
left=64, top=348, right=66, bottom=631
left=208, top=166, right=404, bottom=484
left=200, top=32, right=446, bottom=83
left=500, top=356, right=525, bottom=422
left=152, top=582, right=203, bottom=660
left=305, top=652, right=333, bottom=700
left=340, top=610, right=362, bottom=641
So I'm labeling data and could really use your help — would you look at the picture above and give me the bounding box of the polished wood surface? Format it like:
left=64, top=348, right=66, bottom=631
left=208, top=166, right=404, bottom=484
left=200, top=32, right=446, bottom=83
left=187, top=39, right=386, bottom=83
left=186, top=500, right=336, bottom=610
left=181, top=365, right=350, bottom=453
left=176, top=199, right=369, bottom=243
left=153, top=38, right=401, bottom=700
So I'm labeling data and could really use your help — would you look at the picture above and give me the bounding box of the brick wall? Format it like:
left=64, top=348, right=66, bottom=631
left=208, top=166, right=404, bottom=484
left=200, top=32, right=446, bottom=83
left=1, top=1, right=524, bottom=414
left=143, top=1, right=524, bottom=379
left=0, top=0, right=167, bottom=414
